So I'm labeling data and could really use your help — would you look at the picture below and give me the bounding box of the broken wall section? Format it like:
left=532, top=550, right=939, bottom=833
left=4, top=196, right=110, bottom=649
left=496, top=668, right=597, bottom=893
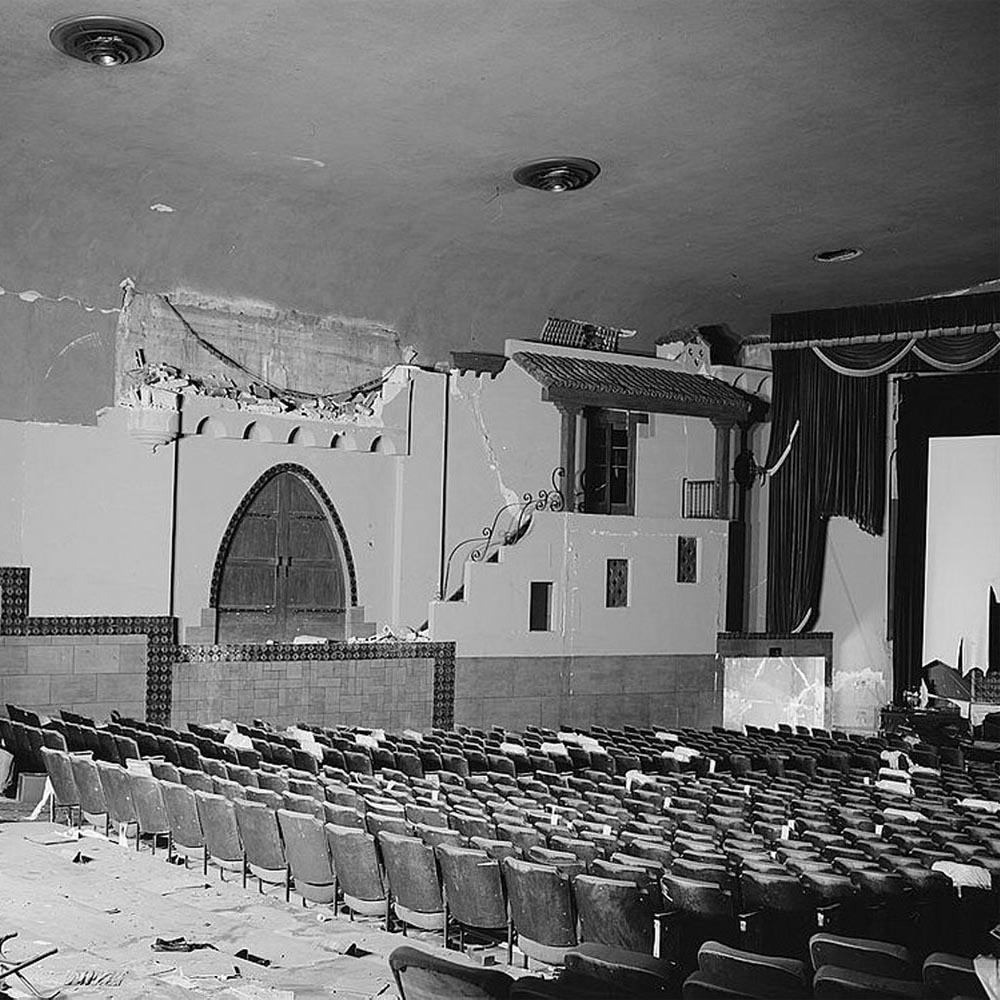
left=116, top=290, right=405, bottom=417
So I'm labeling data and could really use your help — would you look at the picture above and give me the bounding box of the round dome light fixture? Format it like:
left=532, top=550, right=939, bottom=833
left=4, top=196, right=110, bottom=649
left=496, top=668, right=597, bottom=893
left=49, top=15, right=164, bottom=66
left=813, top=247, right=863, bottom=263
left=513, top=157, right=601, bottom=193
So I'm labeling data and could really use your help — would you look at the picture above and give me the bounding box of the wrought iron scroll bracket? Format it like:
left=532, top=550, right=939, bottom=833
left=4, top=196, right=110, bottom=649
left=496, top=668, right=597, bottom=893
left=437, top=468, right=566, bottom=600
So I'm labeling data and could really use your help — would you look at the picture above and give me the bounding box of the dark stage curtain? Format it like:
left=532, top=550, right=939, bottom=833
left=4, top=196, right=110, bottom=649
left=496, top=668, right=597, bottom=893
left=765, top=292, right=1000, bottom=637
left=892, top=372, right=1000, bottom=698
left=764, top=349, right=886, bottom=632
left=770, top=292, right=1000, bottom=347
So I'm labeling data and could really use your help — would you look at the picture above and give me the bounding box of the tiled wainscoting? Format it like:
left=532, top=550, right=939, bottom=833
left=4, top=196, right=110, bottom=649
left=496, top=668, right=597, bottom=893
left=1, top=566, right=175, bottom=721
left=171, top=645, right=453, bottom=731
left=0, top=633, right=148, bottom=721
left=453, top=654, right=722, bottom=732
left=2, top=566, right=455, bottom=727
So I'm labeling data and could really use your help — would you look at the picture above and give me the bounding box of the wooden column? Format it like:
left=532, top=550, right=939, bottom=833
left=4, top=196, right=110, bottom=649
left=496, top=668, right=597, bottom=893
left=712, top=419, right=734, bottom=520
left=555, top=403, right=581, bottom=511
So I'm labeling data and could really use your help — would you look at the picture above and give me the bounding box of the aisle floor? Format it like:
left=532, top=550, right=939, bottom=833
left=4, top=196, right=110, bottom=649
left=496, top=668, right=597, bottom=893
left=0, top=817, right=494, bottom=999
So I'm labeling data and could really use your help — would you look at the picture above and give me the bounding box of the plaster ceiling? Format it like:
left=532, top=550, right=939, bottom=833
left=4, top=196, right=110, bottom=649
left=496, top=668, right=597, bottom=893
left=2, top=1, right=997, bottom=361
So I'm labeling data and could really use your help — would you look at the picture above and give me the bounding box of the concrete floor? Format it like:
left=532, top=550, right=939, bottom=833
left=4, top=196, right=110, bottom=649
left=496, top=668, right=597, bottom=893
left=0, top=816, right=508, bottom=999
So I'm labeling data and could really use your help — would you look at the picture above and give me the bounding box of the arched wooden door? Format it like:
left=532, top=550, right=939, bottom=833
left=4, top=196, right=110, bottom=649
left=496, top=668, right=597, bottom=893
left=215, top=471, right=347, bottom=643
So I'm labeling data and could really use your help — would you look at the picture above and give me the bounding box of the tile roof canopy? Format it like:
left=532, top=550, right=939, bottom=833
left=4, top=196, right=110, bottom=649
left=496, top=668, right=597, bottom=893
left=513, top=351, right=756, bottom=422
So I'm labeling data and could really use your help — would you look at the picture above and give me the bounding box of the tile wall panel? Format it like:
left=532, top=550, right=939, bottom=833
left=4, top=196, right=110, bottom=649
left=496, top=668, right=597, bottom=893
left=454, top=653, right=721, bottom=731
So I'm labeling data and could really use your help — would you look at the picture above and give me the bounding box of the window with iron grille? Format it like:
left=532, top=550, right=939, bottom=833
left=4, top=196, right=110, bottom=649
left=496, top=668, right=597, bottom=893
left=677, top=536, right=699, bottom=583
left=606, top=558, right=629, bottom=608
left=682, top=479, right=716, bottom=519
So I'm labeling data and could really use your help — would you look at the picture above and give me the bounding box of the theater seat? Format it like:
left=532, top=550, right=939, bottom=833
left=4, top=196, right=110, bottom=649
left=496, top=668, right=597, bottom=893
left=389, top=944, right=513, bottom=1000
left=922, top=952, right=988, bottom=999
left=693, top=941, right=809, bottom=998
left=813, top=964, right=926, bottom=998
left=562, top=943, right=673, bottom=996
left=808, top=933, right=917, bottom=981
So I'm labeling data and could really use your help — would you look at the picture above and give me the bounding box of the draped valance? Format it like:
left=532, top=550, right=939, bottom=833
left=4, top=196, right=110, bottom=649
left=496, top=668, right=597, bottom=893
left=770, top=292, right=1000, bottom=345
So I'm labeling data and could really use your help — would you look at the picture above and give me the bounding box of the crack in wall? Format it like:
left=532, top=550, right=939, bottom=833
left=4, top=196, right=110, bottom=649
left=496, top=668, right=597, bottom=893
left=0, top=280, right=120, bottom=314
left=452, top=377, right=519, bottom=509
left=43, top=331, right=104, bottom=379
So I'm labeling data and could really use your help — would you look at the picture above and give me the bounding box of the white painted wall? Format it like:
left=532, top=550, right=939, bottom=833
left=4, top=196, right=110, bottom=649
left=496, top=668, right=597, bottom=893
left=0, top=409, right=173, bottom=616
left=428, top=511, right=728, bottom=657
left=814, top=517, right=890, bottom=733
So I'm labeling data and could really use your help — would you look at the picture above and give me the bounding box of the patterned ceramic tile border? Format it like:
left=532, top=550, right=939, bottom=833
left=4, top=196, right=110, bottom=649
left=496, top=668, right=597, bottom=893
left=2, top=567, right=456, bottom=727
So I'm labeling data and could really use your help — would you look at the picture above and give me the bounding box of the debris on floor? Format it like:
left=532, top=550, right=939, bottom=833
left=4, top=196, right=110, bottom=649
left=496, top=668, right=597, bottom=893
left=152, top=938, right=218, bottom=953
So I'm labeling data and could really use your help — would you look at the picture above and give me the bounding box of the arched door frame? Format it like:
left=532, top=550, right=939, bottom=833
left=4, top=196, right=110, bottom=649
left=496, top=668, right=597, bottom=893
left=209, top=463, right=358, bottom=611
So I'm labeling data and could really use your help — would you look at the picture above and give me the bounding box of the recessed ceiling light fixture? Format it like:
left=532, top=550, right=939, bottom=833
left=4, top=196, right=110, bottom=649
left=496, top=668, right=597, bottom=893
left=813, top=247, right=863, bottom=263
left=513, top=158, right=601, bottom=193
left=49, top=15, right=164, bottom=66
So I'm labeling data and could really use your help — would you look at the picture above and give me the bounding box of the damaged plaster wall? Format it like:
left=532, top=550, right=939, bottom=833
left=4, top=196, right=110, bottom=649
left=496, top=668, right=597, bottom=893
left=430, top=512, right=729, bottom=658
left=116, top=290, right=405, bottom=406
left=0, top=423, right=26, bottom=568
left=0, top=291, right=117, bottom=424
left=634, top=413, right=715, bottom=518
left=432, top=354, right=733, bottom=655
left=171, top=431, right=401, bottom=636
left=441, top=366, right=560, bottom=600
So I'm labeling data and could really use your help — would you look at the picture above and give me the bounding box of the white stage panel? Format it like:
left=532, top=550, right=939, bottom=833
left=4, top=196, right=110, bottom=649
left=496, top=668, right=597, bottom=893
left=923, top=435, right=1000, bottom=673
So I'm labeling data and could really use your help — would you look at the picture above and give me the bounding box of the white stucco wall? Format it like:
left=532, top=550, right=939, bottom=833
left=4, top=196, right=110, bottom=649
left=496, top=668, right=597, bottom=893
left=428, top=511, right=728, bottom=657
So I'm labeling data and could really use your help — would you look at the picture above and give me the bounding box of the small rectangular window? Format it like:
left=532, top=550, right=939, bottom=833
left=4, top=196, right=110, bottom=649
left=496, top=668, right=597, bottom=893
left=677, top=536, right=699, bottom=583
left=606, top=558, right=629, bottom=608
left=529, top=581, right=553, bottom=631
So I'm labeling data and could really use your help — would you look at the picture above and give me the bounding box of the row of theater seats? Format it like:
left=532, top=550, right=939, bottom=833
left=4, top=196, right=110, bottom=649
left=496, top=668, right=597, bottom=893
left=20, top=710, right=995, bottom=997
left=6, top=705, right=999, bottom=994
left=389, top=938, right=989, bottom=999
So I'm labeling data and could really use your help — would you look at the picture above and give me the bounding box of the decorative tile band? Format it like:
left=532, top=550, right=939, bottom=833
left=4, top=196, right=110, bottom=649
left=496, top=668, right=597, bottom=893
left=1, top=567, right=455, bottom=727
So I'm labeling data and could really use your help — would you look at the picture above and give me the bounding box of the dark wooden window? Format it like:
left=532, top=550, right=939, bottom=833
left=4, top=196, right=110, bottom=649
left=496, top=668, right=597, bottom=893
left=582, top=409, right=639, bottom=515
left=606, top=558, right=629, bottom=608
left=217, top=472, right=347, bottom=642
left=529, top=581, right=553, bottom=631
left=677, top=536, right=699, bottom=584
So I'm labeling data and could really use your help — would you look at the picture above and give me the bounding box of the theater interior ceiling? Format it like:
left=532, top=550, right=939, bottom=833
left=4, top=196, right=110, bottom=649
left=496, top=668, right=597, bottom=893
left=2, top=1, right=997, bottom=361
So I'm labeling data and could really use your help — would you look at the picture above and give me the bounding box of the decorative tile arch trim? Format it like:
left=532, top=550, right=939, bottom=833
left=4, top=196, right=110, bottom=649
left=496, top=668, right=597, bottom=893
left=208, top=463, right=359, bottom=610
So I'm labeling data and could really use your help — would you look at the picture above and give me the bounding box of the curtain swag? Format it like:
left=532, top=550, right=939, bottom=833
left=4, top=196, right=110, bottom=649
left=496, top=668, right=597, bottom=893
left=810, top=330, right=1000, bottom=378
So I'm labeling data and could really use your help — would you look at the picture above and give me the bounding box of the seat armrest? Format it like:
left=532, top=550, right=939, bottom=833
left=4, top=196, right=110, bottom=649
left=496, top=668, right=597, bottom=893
left=738, top=909, right=764, bottom=952
left=652, top=909, right=680, bottom=961
left=815, top=901, right=842, bottom=929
